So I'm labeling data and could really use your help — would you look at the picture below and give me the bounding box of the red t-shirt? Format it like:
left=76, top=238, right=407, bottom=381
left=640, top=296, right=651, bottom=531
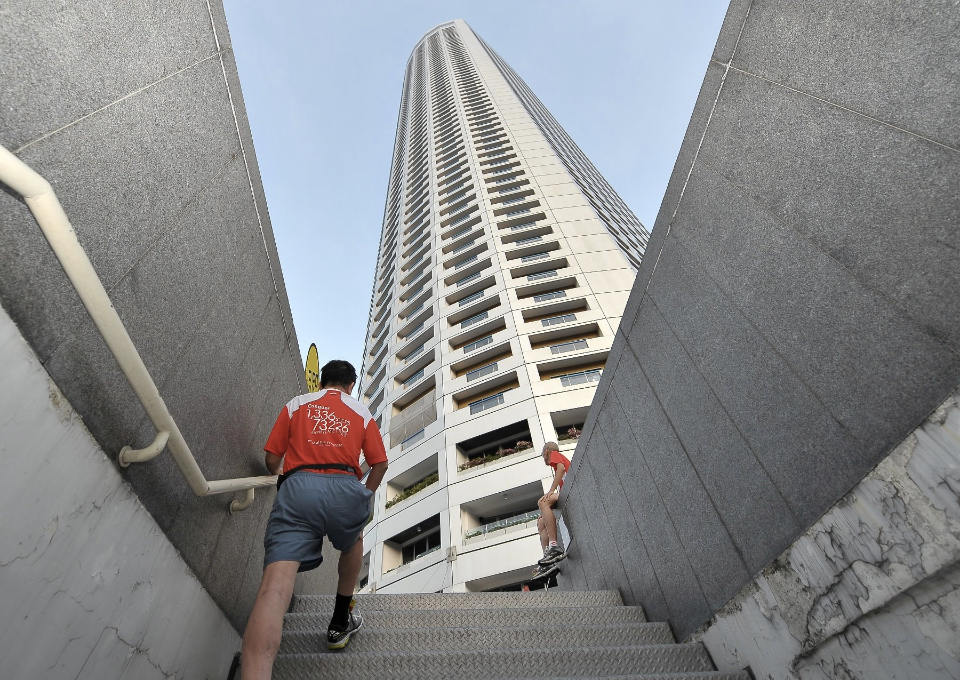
left=264, top=389, right=387, bottom=479
left=548, top=451, right=572, bottom=489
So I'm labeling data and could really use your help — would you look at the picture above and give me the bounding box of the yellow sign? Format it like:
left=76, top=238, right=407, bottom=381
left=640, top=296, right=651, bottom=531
left=305, top=343, right=320, bottom=393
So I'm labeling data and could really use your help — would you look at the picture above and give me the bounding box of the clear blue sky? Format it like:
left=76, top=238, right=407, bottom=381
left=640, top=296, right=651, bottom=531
left=221, top=0, right=728, bottom=378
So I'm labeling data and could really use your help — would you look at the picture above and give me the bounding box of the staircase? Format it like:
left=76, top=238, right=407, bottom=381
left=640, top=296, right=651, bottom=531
left=273, top=590, right=749, bottom=679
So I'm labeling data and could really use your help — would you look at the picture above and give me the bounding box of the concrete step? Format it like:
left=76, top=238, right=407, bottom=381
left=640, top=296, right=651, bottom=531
left=273, top=643, right=716, bottom=679
left=292, top=589, right=623, bottom=612
left=283, top=605, right=648, bottom=631
left=429, top=675, right=750, bottom=680
left=279, top=621, right=675, bottom=654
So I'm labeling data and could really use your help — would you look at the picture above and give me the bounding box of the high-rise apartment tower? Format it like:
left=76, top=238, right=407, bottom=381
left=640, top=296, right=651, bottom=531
left=357, top=20, right=649, bottom=593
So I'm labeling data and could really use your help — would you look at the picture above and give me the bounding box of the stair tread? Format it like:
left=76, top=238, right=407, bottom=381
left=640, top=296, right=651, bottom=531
left=273, top=643, right=715, bottom=678
left=293, top=589, right=623, bottom=612
left=283, top=605, right=648, bottom=630
left=279, top=621, right=676, bottom=654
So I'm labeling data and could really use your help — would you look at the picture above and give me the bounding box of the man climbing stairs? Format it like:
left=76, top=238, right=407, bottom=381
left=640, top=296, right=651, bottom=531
left=271, top=590, right=749, bottom=679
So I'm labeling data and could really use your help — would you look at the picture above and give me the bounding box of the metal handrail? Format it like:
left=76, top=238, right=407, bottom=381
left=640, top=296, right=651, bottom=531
left=0, top=145, right=276, bottom=513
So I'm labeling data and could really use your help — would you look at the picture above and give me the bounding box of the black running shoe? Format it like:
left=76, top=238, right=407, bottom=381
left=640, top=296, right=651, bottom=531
left=327, top=610, right=363, bottom=650
left=537, top=544, right=567, bottom=565
left=531, top=562, right=560, bottom=580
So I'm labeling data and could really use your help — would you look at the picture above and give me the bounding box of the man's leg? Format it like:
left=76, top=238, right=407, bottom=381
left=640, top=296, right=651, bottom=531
left=242, top=560, right=299, bottom=680
left=337, top=537, right=364, bottom=596
left=538, top=495, right=559, bottom=545
left=326, top=537, right=365, bottom=649
left=537, top=516, right=548, bottom=550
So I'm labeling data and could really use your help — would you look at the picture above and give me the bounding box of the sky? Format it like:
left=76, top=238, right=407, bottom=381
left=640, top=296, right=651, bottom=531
left=221, top=0, right=729, bottom=378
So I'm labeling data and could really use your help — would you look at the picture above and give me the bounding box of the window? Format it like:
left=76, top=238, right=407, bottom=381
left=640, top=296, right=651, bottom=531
left=458, top=291, right=484, bottom=306
left=555, top=369, right=602, bottom=387
left=515, top=235, right=542, bottom=246
left=550, top=339, right=588, bottom=354
left=510, top=221, right=537, bottom=230
left=469, top=391, right=506, bottom=414
left=402, top=530, right=441, bottom=563
left=528, top=270, right=558, bottom=281
left=542, top=313, right=576, bottom=327
left=504, top=208, right=530, bottom=216
left=520, top=251, right=549, bottom=263
left=449, top=226, right=472, bottom=240
left=463, top=335, right=493, bottom=353
left=466, top=362, right=498, bottom=381
left=533, top=290, right=566, bottom=303
left=461, top=311, right=488, bottom=328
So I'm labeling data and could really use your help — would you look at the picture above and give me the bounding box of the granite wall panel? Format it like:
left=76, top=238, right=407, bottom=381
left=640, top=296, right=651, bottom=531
left=0, top=0, right=328, bottom=634
left=560, top=0, right=960, bottom=643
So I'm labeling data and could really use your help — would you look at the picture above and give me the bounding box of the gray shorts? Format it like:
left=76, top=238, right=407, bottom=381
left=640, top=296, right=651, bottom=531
left=264, top=472, right=373, bottom=572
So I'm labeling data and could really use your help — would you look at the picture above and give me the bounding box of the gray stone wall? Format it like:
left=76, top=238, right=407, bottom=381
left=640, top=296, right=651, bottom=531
left=559, top=0, right=960, bottom=645
left=0, top=1, right=337, bottom=630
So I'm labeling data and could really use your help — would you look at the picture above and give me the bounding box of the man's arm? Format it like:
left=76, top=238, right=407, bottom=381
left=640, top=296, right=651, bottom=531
left=365, top=461, right=388, bottom=493
left=543, top=463, right=565, bottom=499
left=264, top=452, right=283, bottom=476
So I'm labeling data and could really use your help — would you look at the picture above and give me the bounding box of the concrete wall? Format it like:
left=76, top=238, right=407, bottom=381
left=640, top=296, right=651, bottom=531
left=559, top=0, right=960, bottom=668
left=0, top=0, right=339, bottom=637
left=0, top=305, right=239, bottom=679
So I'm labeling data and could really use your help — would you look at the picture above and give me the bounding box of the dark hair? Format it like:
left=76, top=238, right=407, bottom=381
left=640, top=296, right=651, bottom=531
left=320, top=360, right=357, bottom=390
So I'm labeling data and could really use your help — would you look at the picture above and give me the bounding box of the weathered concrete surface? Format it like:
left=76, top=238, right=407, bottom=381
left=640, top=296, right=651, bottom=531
left=696, top=390, right=960, bottom=679
left=0, top=305, right=238, bottom=679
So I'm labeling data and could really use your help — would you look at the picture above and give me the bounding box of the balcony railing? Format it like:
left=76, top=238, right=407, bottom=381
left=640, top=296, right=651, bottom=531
left=533, top=290, right=566, bottom=303
left=458, top=291, right=485, bottom=307
left=466, top=362, right=498, bottom=382
left=550, top=339, right=588, bottom=354
left=463, top=335, right=493, bottom=353
left=464, top=509, right=540, bottom=540
left=556, top=369, right=603, bottom=387
left=455, top=271, right=481, bottom=287
left=461, top=311, right=489, bottom=328
left=469, top=391, right=506, bottom=415
left=528, top=270, right=558, bottom=282
left=542, top=313, right=576, bottom=327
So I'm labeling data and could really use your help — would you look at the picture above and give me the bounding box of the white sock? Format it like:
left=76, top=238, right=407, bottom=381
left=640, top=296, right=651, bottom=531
left=549, top=541, right=558, bottom=548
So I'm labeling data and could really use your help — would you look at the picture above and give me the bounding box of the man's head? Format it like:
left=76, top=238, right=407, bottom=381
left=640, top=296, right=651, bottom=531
left=320, top=359, right=357, bottom=394
left=542, top=441, right=559, bottom=462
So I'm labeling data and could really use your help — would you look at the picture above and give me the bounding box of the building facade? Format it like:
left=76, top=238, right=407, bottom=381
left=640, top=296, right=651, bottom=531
left=357, top=20, right=648, bottom=593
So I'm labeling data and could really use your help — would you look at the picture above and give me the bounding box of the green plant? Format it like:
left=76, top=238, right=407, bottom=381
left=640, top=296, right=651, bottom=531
left=557, top=426, right=582, bottom=441
left=458, top=440, right=530, bottom=471
left=385, top=472, right=439, bottom=509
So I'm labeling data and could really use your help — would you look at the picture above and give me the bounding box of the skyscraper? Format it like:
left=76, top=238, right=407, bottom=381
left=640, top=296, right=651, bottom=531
left=356, top=20, right=649, bottom=593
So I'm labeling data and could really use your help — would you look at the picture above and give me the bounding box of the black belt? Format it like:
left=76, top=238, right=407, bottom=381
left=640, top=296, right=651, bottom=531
left=277, top=463, right=357, bottom=489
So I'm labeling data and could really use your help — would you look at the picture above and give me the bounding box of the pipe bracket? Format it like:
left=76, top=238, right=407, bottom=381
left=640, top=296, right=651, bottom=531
left=230, top=487, right=256, bottom=514
left=119, top=430, right=170, bottom=468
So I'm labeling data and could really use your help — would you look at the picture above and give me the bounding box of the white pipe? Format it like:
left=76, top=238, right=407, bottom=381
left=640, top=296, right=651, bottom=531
left=0, top=145, right=277, bottom=509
